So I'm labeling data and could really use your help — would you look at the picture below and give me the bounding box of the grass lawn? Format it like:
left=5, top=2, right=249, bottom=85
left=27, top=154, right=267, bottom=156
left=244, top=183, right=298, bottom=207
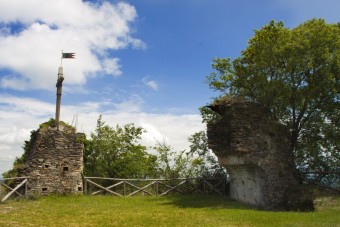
left=0, top=194, right=339, bottom=226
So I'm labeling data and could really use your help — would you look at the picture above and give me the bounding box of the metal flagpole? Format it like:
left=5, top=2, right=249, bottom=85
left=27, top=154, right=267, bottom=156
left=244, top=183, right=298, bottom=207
left=55, top=51, right=75, bottom=130
left=55, top=66, right=64, bottom=130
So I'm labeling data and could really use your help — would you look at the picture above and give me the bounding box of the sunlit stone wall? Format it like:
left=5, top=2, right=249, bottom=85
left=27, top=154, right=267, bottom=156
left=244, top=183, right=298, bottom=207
left=22, top=126, right=84, bottom=195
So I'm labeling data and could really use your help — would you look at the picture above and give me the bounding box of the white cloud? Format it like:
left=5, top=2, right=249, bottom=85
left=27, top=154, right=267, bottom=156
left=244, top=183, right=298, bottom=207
left=0, top=0, right=144, bottom=91
left=0, top=94, right=204, bottom=175
left=112, top=94, right=144, bottom=113
left=146, top=80, right=159, bottom=91
left=0, top=76, right=29, bottom=91
left=102, top=58, right=122, bottom=76
left=142, top=77, right=159, bottom=91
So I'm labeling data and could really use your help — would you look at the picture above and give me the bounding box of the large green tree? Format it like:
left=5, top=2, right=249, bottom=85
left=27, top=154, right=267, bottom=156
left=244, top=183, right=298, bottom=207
left=84, top=116, right=158, bottom=178
left=205, top=19, right=339, bottom=173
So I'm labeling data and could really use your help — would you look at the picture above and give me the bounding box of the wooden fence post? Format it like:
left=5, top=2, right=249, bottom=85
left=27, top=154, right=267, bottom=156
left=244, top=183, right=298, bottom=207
left=0, top=180, right=2, bottom=198
left=123, top=181, right=126, bottom=196
left=156, top=181, right=159, bottom=196
left=185, top=179, right=188, bottom=194
left=84, top=178, right=87, bottom=195
left=25, top=179, right=28, bottom=197
left=223, top=178, right=226, bottom=196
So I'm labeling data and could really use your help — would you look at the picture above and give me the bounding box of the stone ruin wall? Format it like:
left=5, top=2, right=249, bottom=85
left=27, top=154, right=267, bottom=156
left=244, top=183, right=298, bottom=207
left=21, top=126, right=84, bottom=195
left=207, top=97, right=307, bottom=210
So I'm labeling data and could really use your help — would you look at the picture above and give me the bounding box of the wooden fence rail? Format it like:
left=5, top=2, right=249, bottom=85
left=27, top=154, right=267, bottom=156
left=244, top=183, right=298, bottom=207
left=0, top=177, right=29, bottom=202
left=83, top=177, right=228, bottom=197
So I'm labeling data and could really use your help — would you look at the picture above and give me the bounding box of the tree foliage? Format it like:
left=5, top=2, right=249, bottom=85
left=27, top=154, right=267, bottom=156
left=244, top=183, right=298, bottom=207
left=152, top=141, right=193, bottom=178
left=188, top=131, right=227, bottom=178
left=205, top=19, right=340, bottom=172
left=84, top=115, right=158, bottom=178
left=152, top=131, right=227, bottom=179
left=85, top=117, right=228, bottom=179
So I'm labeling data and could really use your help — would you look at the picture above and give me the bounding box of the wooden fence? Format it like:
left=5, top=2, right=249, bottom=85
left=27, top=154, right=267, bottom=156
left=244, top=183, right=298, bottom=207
left=1, top=173, right=338, bottom=202
left=83, top=177, right=228, bottom=197
left=0, top=177, right=228, bottom=202
left=0, top=177, right=29, bottom=202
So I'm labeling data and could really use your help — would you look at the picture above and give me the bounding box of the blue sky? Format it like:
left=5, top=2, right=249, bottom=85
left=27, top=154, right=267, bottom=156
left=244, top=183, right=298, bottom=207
left=0, top=0, right=339, bottom=174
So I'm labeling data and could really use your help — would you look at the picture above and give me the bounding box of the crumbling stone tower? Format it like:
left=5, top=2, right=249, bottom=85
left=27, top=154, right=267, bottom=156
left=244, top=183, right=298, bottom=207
left=207, top=97, right=312, bottom=210
left=22, top=125, right=84, bottom=195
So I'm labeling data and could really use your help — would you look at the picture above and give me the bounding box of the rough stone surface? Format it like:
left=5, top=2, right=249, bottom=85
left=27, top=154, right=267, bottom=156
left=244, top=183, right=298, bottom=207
left=21, top=126, right=84, bottom=195
left=207, top=97, right=307, bottom=210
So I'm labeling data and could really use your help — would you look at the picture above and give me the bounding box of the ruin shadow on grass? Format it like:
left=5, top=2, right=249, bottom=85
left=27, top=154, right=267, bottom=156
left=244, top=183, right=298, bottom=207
left=156, top=194, right=255, bottom=210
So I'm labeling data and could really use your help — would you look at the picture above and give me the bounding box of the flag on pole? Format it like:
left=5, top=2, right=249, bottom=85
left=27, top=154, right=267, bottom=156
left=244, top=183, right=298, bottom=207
left=62, top=53, right=75, bottom=58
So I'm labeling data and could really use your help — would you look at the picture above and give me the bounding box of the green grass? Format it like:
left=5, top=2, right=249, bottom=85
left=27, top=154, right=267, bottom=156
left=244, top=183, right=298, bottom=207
left=0, top=195, right=339, bottom=226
